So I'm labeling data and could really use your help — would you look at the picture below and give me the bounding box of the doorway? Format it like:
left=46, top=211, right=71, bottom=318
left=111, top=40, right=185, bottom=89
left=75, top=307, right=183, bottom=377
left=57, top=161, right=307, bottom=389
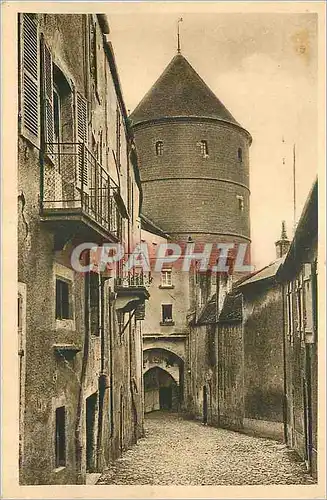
left=159, top=386, right=172, bottom=410
left=86, top=393, right=98, bottom=472
left=203, top=386, right=208, bottom=424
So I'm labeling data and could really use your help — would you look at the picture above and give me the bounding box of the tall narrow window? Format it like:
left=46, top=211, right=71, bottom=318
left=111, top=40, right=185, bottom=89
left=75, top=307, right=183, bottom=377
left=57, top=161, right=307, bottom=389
left=200, top=140, right=209, bottom=157
left=238, top=147, right=243, bottom=163
left=286, top=282, right=294, bottom=343
left=296, top=279, right=303, bottom=340
left=55, top=406, right=66, bottom=467
left=162, top=304, right=173, bottom=324
left=55, top=279, right=70, bottom=319
left=303, top=263, right=313, bottom=337
left=155, top=141, right=163, bottom=156
left=236, top=195, right=244, bottom=211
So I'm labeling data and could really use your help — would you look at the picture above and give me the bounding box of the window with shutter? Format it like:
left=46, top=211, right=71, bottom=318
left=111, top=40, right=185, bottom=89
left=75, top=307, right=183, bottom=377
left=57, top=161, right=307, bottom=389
left=116, top=107, right=121, bottom=169
left=303, top=263, right=313, bottom=337
left=19, top=14, right=40, bottom=147
left=286, top=282, right=294, bottom=343
left=75, top=92, right=89, bottom=191
left=40, top=35, right=55, bottom=157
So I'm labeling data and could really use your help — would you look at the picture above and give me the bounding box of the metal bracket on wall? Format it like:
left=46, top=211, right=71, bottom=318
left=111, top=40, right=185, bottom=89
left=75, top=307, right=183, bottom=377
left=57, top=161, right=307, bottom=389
left=119, top=308, right=137, bottom=336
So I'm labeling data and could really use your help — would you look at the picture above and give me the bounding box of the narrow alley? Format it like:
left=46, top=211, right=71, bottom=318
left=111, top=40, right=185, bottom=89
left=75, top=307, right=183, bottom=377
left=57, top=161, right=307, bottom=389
left=97, top=412, right=315, bottom=486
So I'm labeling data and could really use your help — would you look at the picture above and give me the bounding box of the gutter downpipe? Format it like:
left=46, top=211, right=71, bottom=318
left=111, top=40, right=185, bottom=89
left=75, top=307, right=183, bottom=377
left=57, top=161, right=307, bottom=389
left=281, top=281, right=288, bottom=444
left=75, top=254, right=91, bottom=483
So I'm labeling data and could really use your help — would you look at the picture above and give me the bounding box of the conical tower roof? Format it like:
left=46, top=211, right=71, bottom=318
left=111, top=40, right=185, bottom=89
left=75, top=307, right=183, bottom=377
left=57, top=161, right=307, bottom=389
left=130, top=54, right=243, bottom=129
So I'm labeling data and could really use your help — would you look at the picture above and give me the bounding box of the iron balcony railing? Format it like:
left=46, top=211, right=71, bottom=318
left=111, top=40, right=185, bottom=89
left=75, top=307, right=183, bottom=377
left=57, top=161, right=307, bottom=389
left=115, top=269, right=153, bottom=289
left=41, top=142, right=121, bottom=236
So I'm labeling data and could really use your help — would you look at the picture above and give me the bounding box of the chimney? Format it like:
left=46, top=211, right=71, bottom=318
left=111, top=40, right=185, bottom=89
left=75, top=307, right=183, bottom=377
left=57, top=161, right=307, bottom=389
left=275, top=221, right=290, bottom=259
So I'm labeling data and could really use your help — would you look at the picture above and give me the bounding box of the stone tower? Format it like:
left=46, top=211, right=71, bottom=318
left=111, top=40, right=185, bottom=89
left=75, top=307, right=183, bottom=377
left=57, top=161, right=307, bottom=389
left=130, top=53, right=252, bottom=248
left=275, top=221, right=291, bottom=258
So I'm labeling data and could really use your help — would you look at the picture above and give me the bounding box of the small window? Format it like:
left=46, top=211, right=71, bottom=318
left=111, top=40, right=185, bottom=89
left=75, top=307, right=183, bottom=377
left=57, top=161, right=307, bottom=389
left=236, top=195, right=244, bottom=211
left=155, top=141, right=163, bottom=156
left=162, top=304, right=173, bottom=324
left=161, top=270, right=172, bottom=287
left=238, top=147, right=243, bottom=163
left=200, top=140, right=209, bottom=158
left=55, top=406, right=66, bottom=467
left=56, top=279, right=70, bottom=320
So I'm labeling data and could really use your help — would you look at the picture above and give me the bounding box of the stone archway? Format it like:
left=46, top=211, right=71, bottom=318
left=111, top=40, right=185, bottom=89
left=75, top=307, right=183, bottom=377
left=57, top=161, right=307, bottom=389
left=143, top=348, right=184, bottom=414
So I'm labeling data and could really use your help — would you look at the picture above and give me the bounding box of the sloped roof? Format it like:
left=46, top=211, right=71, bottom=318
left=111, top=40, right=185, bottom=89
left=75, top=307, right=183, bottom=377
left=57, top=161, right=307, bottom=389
left=238, top=256, right=285, bottom=288
left=130, top=54, right=246, bottom=131
left=197, top=294, right=217, bottom=325
left=140, top=213, right=171, bottom=239
left=277, top=178, right=318, bottom=281
left=219, top=293, right=243, bottom=323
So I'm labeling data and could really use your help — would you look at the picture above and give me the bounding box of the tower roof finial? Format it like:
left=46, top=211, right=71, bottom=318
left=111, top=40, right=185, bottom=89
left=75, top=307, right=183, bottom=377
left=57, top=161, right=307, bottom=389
left=177, top=18, right=183, bottom=54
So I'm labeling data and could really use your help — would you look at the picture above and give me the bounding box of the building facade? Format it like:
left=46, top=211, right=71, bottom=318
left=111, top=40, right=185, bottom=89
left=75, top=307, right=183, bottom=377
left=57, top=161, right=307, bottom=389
left=129, top=51, right=252, bottom=417
left=18, top=13, right=148, bottom=484
left=277, top=179, right=318, bottom=478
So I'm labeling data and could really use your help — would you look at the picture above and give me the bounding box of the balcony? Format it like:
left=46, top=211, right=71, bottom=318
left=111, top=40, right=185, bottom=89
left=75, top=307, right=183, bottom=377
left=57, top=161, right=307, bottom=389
left=115, top=269, right=151, bottom=314
left=40, top=142, right=123, bottom=248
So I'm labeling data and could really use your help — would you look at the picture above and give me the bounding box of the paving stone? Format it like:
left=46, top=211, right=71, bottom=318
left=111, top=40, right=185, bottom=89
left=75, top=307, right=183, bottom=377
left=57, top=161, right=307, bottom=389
left=97, top=412, right=315, bottom=486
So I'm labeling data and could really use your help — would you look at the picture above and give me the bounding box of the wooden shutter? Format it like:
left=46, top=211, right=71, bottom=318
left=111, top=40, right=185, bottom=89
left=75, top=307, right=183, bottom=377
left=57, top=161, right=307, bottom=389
left=75, top=91, right=88, bottom=189
left=40, top=35, right=54, bottom=156
left=19, top=14, right=40, bottom=148
left=303, top=263, right=313, bottom=336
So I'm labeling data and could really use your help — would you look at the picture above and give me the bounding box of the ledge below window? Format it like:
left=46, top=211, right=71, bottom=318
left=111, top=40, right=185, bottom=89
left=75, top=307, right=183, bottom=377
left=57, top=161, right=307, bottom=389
left=160, top=321, right=175, bottom=326
left=159, top=285, right=175, bottom=290
left=53, top=344, right=81, bottom=360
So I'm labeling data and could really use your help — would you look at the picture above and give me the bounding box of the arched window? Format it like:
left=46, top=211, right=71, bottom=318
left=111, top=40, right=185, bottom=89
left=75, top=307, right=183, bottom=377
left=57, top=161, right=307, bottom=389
left=200, top=140, right=209, bottom=157
left=155, top=141, right=163, bottom=156
left=238, top=147, right=243, bottom=163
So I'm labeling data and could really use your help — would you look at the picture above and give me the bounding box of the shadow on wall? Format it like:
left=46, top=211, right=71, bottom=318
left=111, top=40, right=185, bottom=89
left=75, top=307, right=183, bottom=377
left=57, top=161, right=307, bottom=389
left=245, top=388, right=284, bottom=422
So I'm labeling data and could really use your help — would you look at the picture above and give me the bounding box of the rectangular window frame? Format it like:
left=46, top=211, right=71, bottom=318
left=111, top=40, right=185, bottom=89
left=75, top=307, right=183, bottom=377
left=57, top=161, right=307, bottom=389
left=303, top=262, right=315, bottom=343
left=53, top=263, right=75, bottom=331
left=55, top=406, right=66, bottom=468
left=286, top=282, right=294, bottom=344
left=161, top=304, right=174, bottom=325
left=55, top=278, right=71, bottom=320
left=160, top=269, right=173, bottom=289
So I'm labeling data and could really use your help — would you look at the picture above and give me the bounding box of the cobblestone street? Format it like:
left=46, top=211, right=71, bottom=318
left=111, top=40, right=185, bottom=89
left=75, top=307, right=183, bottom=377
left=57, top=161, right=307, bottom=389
left=98, top=412, right=315, bottom=486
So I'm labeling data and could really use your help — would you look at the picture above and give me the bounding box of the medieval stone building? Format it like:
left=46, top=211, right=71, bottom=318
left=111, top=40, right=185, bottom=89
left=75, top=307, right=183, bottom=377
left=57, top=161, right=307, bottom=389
left=17, top=12, right=319, bottom=485
left=17, top=13, right=149, bottom=484
left=276, top=179, right=318, bottom=478
left=129, top=51, right=252, bottom=417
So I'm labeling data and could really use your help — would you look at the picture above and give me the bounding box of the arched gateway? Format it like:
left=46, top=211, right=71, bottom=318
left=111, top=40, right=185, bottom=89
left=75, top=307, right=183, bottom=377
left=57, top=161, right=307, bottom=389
left=143, top=348, right=184, bottom=413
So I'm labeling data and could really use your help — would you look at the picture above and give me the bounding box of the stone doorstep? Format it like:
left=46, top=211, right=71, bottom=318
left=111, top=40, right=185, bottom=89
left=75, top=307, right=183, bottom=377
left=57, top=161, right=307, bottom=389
left=85, top=472, right=102, bottom=485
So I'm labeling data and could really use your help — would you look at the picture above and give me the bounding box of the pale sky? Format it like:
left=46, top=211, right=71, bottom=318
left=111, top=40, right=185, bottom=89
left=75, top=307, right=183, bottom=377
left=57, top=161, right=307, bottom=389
left=105, top=7, right=318, bottom=270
